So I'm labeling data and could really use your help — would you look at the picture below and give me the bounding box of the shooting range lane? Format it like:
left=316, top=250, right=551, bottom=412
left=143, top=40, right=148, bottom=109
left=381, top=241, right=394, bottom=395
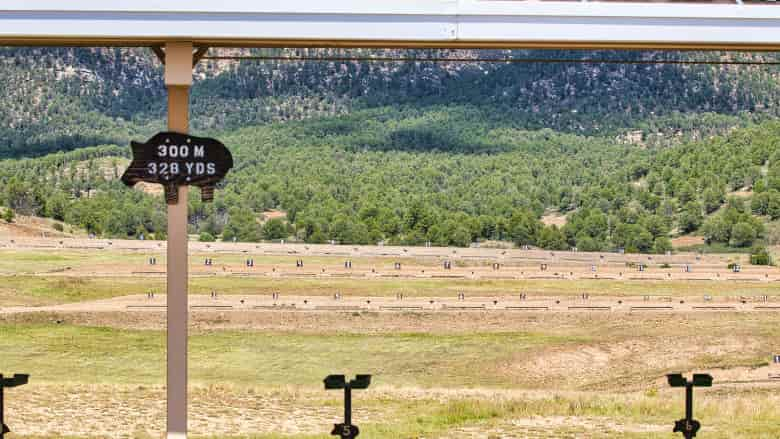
left=1, top=239, right=779, bottom=312
left=1, top=293, right=778, bottom=315
left=2, top=240, right=779, bottom=437
left=1, top=238, right=779, bottom=281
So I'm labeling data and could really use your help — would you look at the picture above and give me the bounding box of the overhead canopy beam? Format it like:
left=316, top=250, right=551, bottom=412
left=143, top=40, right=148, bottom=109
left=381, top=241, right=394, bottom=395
left=1, top=0, right=780, bottom=50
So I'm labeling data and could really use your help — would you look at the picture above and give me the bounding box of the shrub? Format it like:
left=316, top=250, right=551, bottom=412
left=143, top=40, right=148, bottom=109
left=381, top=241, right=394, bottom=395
left=262, top=218, right=289, bottom=241
left=750, top=246, right=772, bottom=266
left=652, top=237, right=673, bottom=254
left=199, top=232, right=216, bottom=242
left=730, top=222, right=758, bottom=247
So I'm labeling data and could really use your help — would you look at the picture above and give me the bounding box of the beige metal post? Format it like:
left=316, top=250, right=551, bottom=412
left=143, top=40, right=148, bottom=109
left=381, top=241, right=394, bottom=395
left=164, top=42, right=193, bottom=439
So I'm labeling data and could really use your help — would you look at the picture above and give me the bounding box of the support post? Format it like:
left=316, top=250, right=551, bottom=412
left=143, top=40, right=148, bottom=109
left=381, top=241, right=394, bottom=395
left=344, top=385, right=352, bottom=427
left=164, top=41, right=193, bottom=439
left=685, top=384, right=693, bottom=428
left=1, top=375, right=5, bottom=438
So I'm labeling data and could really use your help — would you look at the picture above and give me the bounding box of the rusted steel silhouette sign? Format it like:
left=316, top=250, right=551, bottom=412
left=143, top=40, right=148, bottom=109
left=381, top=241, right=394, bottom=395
left=121, top=132, right=233, bottom=204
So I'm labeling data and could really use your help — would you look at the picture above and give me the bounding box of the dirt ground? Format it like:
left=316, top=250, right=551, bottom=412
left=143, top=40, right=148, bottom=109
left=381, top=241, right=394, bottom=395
left=0, top=215, right=81, bottom=239
left=3, top=293, right=778, bottom=320
left=540, top=212, right=567, bottom=228
left=6, top=384, right=351, bottom=438
left=1, top=384, right=676, bottom=438
left=671, top=236, right=706, bottom=247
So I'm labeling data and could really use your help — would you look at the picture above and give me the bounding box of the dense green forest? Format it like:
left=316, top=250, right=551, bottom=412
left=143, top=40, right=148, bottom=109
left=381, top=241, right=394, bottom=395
left=2, top=48, right=780, bottom=254
left=2, top=47, right=778, bottom=158
left=3, top=106, right=780, bottom=254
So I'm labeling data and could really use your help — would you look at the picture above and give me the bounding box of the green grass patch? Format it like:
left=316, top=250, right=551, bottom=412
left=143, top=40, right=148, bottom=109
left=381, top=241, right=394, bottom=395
left=0, top=276, right=165, bottom=306
left=0, top=323, right=579, bottom=388
left=0, top=249, right=134, bottom=274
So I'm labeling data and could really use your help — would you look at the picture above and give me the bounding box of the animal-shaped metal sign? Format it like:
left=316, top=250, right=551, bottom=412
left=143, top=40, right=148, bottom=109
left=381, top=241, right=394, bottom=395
left=121, top=132, right=233, bottom=204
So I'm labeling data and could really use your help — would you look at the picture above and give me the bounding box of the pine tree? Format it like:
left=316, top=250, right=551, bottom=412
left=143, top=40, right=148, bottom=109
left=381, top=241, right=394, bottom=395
left=3, top=207, right=15, bottom=223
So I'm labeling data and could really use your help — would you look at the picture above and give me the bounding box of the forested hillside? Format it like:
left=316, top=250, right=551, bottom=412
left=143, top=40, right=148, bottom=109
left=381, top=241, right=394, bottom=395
left=2, top=48, right=780, bottom=253
left=3, top=48, right=779, bottom=158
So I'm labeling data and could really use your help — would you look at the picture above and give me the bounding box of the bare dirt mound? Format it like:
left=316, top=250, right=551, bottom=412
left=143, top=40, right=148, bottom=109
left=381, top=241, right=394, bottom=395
left=672, top=235, right=705, bottom=248
left=262, top=209, right=287, bottom=221
left=0, top=214, right=82, bottom=239
left=541, top=212, right=567, bottom=228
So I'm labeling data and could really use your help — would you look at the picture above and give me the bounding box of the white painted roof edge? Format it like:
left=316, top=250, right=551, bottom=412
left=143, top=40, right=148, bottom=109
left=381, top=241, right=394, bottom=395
left=1, top=0, right=780, bottom=46
left=3, top=0, right=780, bottom=19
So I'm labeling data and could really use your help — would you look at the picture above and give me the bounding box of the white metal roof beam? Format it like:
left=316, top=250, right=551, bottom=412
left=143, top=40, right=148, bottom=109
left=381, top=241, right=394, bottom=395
left=0, top=0, right=779, bottom=50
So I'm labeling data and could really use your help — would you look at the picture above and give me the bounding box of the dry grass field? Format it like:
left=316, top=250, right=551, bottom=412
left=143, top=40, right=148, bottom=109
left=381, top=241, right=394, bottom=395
left=1, top=238, right=779, bottom=438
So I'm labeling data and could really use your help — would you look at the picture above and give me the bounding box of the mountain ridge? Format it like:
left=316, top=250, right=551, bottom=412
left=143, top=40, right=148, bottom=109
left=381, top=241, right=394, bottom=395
left=2, top=48, right=779, bottom=157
